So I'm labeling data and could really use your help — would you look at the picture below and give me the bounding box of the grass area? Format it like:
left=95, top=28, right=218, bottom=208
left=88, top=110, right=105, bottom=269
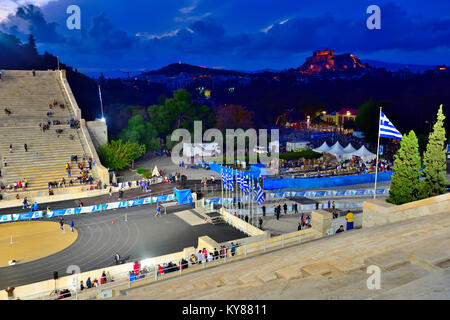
left=136, top=168, right=152, bottom=178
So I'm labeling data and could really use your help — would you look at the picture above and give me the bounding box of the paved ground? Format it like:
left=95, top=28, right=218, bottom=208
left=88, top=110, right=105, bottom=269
left=0, top=202, right=247, bottom=289
left=244, top=209, right=362, bottom=236
left=117, top=155, right=221, bottom=181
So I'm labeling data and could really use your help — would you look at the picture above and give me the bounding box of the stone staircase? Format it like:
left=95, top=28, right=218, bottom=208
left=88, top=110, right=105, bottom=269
left=110, top=210, right=450, bottom=300
left=194, top=203, right=225, bottom=224
left=0, top=70, right=103, bottom=197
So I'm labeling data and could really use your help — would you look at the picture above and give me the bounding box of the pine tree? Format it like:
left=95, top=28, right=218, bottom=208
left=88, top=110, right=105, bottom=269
left=421, top=104, right=447, bottom=197
left=387, top=130, right=422, bottom=205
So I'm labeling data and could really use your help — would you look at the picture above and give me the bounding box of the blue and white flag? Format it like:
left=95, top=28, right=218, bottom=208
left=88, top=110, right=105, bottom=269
left=241, top=174, right=249, bottom=195
left=379, top=111, right=402, bottom=140
left=256, top=183, right=265, bottom=205
left=221, top=169, right=228, bottom=190
left=236, top=171, right=243, bottom=189
left=251, top=181, right=257, bottom=200
left=227, top=171, right=234, bottom=192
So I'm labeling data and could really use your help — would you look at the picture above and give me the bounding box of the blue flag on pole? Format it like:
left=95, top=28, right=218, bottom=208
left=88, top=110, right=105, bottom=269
left=221, top=169, right=228, bottom=190
left=379, top=112, right=402, bottom=139
left=256, top=183, right=265, bottom=205
left=228, top=171, right=234, bottom=192
left=241, top=174, right=249, bottom=195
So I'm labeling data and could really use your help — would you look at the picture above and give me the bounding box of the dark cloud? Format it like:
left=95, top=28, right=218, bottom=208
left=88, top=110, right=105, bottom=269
left=15, top=4, right=64, bottom=43
left=88, top=12, right=135, bottom=50
left=1, top=1, right=449, bottom=73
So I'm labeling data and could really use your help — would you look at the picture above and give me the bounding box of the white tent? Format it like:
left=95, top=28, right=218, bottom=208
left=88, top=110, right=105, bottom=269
left=353, top=145, right=376, bottom=162
left=343, top=143, right=357, bottom=154
left=313, top=141, right=330, bottom=153
left=152, top=166, right=160, bottom=177
left=327, top=142, right=348, bottom=160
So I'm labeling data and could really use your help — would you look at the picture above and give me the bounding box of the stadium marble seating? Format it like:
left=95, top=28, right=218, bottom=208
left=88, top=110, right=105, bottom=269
left=0, top=70, right=98, bottom=195
left=109, top=210, right=450, bottom=300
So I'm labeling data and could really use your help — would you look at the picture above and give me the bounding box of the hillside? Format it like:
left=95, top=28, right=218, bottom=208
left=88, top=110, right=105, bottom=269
left=139, top=63, right=249, bottom=77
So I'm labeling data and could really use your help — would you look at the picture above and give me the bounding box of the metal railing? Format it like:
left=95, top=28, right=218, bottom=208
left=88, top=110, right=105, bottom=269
left=18, top=228, right=318, bottom=300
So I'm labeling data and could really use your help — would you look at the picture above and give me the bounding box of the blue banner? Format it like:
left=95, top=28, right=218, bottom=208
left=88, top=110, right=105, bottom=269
left=12, top=211, right=44, bottom=221
left=263, top=172, right=393, bottom=190
left=0, top=214, right=12, bottom=223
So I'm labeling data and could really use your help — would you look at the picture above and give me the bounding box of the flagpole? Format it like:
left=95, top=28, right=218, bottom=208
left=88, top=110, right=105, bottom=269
left=374, top=107, right=382, bottom=199
left=221, top=167, right=224, bottom=209
left=250, top=178, right=253, bottom=226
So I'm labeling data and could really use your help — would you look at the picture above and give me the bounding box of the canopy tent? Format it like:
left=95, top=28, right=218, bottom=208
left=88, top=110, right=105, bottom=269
left=343, top=143, right=357, bottom=154
left=353, top=145, right=376, bottom=162
left=313, top=141, right=330, bottom=153
left=152, top=166, right=160, bottom=177
left=327, top=142, right=348, bottom=160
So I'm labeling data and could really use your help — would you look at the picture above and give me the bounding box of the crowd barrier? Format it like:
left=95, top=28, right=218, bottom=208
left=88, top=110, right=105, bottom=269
left=208, top=161, right=393, bottom=190
left=208, top=162, right=261, bottom=179
left=0, top=194, right=176, bottom=223
left=204, top=188, right=389, bottom=205
left=263, top=172, right=393, bottom=190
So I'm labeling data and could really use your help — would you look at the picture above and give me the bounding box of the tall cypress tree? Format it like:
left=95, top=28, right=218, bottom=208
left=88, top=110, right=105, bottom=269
left=421, top=104, right=447, bottom=197
left=387, top=130, right=422, bottom=205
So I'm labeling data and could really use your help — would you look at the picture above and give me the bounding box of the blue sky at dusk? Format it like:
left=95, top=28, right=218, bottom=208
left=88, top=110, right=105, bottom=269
left=1, top=0, right=449, bottom=77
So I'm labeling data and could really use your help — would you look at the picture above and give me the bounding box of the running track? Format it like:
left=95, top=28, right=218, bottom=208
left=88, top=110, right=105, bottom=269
left=0, top=202, right=247, bottom=290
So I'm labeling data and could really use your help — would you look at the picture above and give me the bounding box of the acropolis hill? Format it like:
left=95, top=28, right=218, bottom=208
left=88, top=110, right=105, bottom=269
left=299, top=50, right=367, bottom=74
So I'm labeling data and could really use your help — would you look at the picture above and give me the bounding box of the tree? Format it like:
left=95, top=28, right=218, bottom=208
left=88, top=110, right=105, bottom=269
left=386, top=130, right=422, bottom=205
left=215, top=104, right=253, bottom=130
left=147, top=89, right=213, bottom=136
left=420, top=104, right=447, bottom=197
left=355, top=98, right=379, bottom=142
left=98, top=140, right=146, bottom=170
left=119, top=114, right=160, bottom=150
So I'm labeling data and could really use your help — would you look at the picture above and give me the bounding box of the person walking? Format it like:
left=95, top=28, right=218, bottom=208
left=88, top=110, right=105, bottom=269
left=345, top=210, right=354, bottom=231
left=24, top=144, right=28, bottom=152
left=262, top=205, right=266, bottom=217
left=2, top=157, right=6, bottom=167
left=328, top=200, right=331, bottom=212
left=258, top=216, right=263, bottom=229
left=283, top=203, right=287, bottom=215
left=294, top=203, right=298, bottom=214
left=59, top=217, right=64, bottom=230
left=86, top=277, right=92, bottom=288
left=5, top=287, right=15, bottom=300
left=155, top=204, right=161, bottom=217
left=70, top=220, right=74, bottom=232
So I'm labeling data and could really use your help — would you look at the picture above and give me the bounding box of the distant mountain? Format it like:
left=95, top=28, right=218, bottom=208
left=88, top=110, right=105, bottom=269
left=362, top=60, right=435, bottom=73
left=139, top=63, right=250, bottom=77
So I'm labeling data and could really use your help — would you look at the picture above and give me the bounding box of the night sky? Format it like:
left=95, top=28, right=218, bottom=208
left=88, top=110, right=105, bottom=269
left=1, top=0, right=449, bottom=77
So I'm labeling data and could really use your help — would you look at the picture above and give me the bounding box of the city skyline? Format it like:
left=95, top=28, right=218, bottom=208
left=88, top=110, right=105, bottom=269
left=1, top=0, right=449, bottom=77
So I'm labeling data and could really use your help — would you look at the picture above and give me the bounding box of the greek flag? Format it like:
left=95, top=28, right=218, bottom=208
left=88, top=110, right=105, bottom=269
left=227, top=171, right=234, bottom=192
left=236, top=171, right=243, bottom=189
left=379, top=111, right=402, bottom=140
left=221, top=169, right=228, bottom=190
left=256, top=183, right=265, bottom=205
left=241, top=174, right=249, bottom=195
left=251, top=181, right=257, bottom=200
